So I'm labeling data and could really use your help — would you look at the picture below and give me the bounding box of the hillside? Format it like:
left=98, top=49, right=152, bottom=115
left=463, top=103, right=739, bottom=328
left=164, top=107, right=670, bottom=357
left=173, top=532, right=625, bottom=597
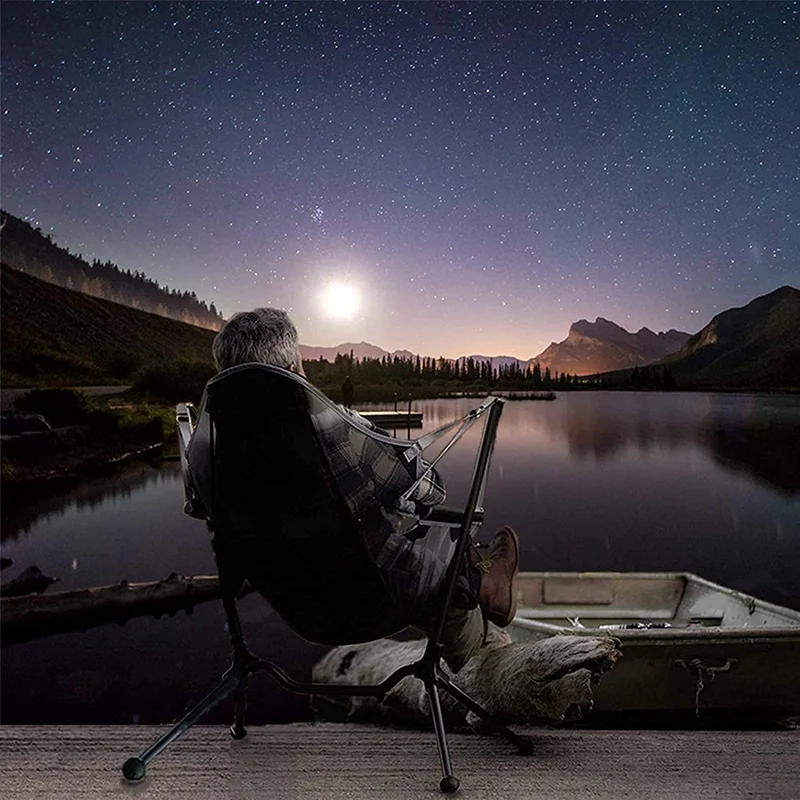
left=662, top=285, right=800, bottom=387
left=0, top=210, right=222, bottom=330
left=1, top=264, right=216, bottom=386
left=528, top=318, right=690, bottom=377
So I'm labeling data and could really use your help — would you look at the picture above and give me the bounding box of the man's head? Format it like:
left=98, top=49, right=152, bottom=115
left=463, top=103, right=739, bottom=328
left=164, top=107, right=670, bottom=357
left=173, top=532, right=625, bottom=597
left=212, top=307, right=303, bottom=373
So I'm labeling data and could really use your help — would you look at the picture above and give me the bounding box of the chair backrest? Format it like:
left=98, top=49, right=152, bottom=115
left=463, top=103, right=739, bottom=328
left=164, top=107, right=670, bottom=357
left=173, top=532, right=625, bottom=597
left=184, top=364, right=426, bottom=644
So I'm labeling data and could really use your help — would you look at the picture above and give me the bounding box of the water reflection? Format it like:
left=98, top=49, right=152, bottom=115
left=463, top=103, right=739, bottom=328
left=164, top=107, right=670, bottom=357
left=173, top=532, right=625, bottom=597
left=2, top=391, right=799, bottom=724
left=555, top=394, right=699, bottom=459
left=702, top=396, right=800, bottom=495
left=503, top=392, right=800, bottom=495
left=2, top=458, right=175, bottom=543
left=413, top=393, right=800, bottom=611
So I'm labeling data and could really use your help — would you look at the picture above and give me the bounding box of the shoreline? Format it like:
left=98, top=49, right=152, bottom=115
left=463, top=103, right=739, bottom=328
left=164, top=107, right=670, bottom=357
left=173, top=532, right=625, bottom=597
left=1, top=439, right=167, bottom=500
left=3, top=385, right=799, bottom=491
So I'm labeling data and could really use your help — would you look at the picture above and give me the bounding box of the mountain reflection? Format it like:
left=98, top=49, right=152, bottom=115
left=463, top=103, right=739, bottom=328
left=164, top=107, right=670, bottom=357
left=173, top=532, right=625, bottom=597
left=5, top=394, right=797, bottom=548
left=702, top=404, right=800, bottom=496
left=545, top=393, right=800, bottom=495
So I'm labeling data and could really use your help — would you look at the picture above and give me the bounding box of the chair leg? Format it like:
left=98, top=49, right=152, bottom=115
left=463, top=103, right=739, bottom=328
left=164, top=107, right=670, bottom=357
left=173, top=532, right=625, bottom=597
left=230, top=674, right=249, bottom=740
left=425, top=679, right=460, bottom=794
left=122, top=665, right=243, bottom=781
left=436, top=670, right=534, bottom=756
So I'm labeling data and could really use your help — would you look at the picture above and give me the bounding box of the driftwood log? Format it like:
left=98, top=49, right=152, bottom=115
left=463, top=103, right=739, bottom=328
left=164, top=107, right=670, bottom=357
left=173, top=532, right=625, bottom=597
left=0, top=573, right=250, bottom=645
left=4, top=570, right=621, bottom=730
left=0, top=565, right=59, bottom=597
left=312, top=628, right=622, bottom=729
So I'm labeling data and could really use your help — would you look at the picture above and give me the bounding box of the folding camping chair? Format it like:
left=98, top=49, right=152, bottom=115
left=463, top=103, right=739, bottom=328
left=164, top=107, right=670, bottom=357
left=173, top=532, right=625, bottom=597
left=121, top=364, right=532, bottom=793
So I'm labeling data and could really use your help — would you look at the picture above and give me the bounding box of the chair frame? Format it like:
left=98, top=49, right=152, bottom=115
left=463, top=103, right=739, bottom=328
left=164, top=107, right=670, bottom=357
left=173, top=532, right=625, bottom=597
left=122, top=389, right=532, bottom=794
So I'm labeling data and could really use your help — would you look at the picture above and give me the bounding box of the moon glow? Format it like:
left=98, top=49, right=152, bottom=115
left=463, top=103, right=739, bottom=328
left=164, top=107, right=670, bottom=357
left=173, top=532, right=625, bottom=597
left=322, top=281, right=361, bottom=320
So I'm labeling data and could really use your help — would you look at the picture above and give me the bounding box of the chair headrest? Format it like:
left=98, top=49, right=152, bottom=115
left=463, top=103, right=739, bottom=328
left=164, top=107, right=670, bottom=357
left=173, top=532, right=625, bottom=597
left=209, top=362, right=306, bottom=387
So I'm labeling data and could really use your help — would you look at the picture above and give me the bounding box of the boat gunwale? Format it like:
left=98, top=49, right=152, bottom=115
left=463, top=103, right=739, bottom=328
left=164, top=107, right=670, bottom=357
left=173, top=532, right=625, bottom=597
left=510, top=571, right=800, bottom=639
left=509, top=618, right=800, bottom=643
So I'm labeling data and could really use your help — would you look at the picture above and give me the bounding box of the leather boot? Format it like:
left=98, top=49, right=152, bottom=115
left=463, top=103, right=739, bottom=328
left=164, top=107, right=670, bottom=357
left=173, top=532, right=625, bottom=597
left=474, top=526, right=519, bottom=627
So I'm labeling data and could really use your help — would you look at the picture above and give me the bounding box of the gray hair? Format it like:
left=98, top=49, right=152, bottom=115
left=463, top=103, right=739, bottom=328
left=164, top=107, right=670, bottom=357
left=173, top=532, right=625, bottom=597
left=212, top=308, right=301, bottom=371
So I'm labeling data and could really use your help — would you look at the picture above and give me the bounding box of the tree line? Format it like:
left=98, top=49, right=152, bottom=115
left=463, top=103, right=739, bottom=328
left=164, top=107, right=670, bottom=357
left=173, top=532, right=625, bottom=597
left=302, top=352, right=679, bottom=399
left=0, top=210, right=223, bottom=330
left=303, top=351, right=603, bottom=392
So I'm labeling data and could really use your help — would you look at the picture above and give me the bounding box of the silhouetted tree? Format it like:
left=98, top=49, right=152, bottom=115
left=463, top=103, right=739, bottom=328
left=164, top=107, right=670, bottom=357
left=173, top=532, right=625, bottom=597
left=1, top=210, right=224, bottom=330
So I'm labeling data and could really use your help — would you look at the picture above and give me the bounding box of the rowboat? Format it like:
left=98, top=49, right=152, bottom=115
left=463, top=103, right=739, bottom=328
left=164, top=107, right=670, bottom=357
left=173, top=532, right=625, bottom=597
left=509, top=572, right=800, bottom=720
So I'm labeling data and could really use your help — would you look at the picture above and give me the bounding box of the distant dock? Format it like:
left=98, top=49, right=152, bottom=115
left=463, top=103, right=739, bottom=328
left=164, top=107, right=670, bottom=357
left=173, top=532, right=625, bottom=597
left=358, top=410, right=423, bottom=427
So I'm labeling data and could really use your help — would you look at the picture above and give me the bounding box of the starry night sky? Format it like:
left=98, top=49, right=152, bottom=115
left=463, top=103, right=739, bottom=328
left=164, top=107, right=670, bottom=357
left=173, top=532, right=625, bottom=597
left=2, top=1, right=798, bottom=358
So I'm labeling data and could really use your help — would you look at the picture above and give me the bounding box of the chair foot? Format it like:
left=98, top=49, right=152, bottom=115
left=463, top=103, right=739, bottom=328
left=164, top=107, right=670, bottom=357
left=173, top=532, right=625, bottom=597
left=440, top=775, right=460, bottom=794
left=122, top=757, right=146, bottom=781
left=231, top=673, right=250, bottom=739
left=229, top=724, right=248, bottom=740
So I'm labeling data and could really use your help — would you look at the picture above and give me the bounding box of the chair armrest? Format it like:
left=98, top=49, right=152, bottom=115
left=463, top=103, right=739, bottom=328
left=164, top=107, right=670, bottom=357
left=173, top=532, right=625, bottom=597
left=423, top=506, right=484, bottom=526
left=176, top=403, right=197, bottom=425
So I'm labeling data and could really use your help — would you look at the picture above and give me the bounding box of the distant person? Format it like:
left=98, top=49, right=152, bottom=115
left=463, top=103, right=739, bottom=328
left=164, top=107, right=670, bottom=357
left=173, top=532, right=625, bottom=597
left=210, top=308, right=520, bottom=672
left=341, top=374, right=354, bottom=408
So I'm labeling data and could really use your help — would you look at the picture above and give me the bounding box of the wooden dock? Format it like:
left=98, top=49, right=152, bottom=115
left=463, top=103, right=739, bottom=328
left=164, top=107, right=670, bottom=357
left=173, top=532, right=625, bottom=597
left=1, top=724, right=798, bottom=799
left=358, top=410, right=423, bottom=427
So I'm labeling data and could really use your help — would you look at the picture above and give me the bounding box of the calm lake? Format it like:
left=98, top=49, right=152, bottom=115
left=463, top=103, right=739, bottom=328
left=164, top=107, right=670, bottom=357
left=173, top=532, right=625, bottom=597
left=2, top=391, right=799, bottom=724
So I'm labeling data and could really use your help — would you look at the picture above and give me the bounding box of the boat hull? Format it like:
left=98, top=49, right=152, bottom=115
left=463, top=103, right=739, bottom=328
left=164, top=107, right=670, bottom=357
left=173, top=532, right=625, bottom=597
left=509, top=572, right=800, bottom=717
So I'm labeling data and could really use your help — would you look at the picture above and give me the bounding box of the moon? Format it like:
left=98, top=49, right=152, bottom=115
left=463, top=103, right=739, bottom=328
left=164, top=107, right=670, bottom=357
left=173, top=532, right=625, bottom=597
left=322, top=281, right=361, bottom=320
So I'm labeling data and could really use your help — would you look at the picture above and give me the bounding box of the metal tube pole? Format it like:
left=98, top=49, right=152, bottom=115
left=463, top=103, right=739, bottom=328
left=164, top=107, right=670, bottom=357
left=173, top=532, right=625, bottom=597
left=431, top=399, right=504, bottom=649
left=123, top=666, right=242, bottom=779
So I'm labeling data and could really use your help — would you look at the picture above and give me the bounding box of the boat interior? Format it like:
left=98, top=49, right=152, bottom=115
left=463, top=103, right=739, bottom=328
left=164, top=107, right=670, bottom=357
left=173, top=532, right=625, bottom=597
left=511, top=572, right=800, bottom=633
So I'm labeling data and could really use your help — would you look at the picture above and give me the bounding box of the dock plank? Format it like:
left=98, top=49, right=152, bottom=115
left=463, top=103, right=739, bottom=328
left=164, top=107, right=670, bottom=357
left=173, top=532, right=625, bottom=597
left=357, top=410, right=423, bottom=427
left=1, top=724, right=798, bottom=799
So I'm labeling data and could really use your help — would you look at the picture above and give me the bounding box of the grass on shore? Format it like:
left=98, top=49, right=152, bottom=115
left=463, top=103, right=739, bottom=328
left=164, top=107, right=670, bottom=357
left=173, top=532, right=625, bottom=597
left=5, top=388, right=175, bottom=459
left=2, top=389, right=178, bottom=484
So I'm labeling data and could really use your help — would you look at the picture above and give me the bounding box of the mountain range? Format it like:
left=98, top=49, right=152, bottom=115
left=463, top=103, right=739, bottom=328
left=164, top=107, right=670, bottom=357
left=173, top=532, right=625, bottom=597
left=301, top=343, right=528, bottom=372
left=526, top=319, right=691, bottom=377
left=300, top=342, right=416, bottom=362
left=300, top=289, right=800, bottom=385
left=302, top=321, right=692, bottom=377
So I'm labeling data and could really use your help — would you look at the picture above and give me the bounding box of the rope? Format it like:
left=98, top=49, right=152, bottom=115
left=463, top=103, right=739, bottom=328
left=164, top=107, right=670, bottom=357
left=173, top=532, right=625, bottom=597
left=397, top=402, right=496, bottom=505
left=673, top=657, right=738, bottom=718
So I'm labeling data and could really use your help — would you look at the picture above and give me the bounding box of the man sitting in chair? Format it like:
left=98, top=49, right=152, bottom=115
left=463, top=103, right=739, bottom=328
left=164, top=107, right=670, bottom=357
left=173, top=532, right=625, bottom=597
left=211, top=307, right=519, bottom=673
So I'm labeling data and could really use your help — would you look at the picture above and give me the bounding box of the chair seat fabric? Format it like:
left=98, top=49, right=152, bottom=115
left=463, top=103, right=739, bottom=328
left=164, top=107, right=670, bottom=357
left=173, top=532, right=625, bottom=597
left=183, top=364, right=458, bottom=644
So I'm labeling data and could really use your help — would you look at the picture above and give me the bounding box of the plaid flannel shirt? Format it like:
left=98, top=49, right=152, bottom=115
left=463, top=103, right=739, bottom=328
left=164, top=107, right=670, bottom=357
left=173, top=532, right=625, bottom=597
left=337, top=406, right=446, bottom=507
left=310, top=399, right=456, bottom=610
